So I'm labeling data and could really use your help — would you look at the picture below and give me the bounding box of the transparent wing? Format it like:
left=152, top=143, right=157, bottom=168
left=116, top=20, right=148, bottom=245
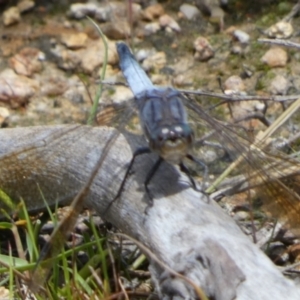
left=96, top=96, right=138, bottom=130
left=183, top=92, right=300, bottom=234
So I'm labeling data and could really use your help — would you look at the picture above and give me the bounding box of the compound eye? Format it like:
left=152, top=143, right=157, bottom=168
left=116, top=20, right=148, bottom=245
left=159, top=128, right=169, bottom=140
left=174, top=126, right=183, bottom=135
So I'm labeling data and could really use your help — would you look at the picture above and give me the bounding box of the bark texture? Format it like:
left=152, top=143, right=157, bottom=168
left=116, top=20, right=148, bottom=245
left=0, top=125, right=299, bottom=300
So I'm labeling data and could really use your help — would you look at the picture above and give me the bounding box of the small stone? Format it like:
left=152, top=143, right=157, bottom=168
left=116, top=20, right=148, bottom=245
left=142, top=3, right=165, bottom=21
left=9, top=47, right=45, bottom=77
left=51, top=44, right=81, bottom=71
left=265, top=21, right=293, bottom=39
left=268, top=242, right=289, bottom=265
left=0, top=69, right=39, bottom=107
left=269, top=75, right=289, bottom=95
left=66, top=233, right=83, bottom=248
left=17, top=0, right=35, bottom=13
left=135, top=48, right=156, bottom=62
left=201, top=149, right=218, bottom=164
left=224, top=75, right=245, bottom=94
left=233, top=211, right=250, bottom=222
left=142, top=52, right=166, bottom=72
left=261, top=47, right=288, bottom=68
left=94, top=7, right=110, bottom=22
left=144, top=22, right=161, bottom=35
left=110, top=86, right=134, bottom=104
left=179, top=4, right=200, bottom=20
left=193, top=36, right=214, bottom=61
left=68, top=3, right=98, bottom=19
left=75, top=218, right=89, bottom=233
left=241, top=64, right=254, bottom=78
left=209, top=6, right=225, bottom=31
left=233, top=29, right=250, bottom=44
left=80, top=40, right=118, bottom=74
left=0, top=107, right=9, bottom=126
left=150, top=74, right=167, bottom=85
left=68, top=2, right=111, bottom=22
left=3, top=6, right=21, bottom=26
left=51, top=38, right=117, bottom=74
left=40, top=77, right=68, bottom=96
left=110, top=2, right=141, bottom=23
left=288, top=244, right=300, bottom=261
left=102, top=20, right=131, bottom=39
left=159, top=14, right=181, bottom=32
left=61, top=32, right=88, bottom=49
left=0, top=287, right=10, bottom=299
left=173, top=74, right=186, bottom=86
left=231, top=44, right=242, bottom=55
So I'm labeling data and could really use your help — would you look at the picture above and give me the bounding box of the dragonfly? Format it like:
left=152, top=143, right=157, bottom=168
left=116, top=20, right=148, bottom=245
left=27, top=41, right=300, bottom=291
left=103, top=43, right=300, bottom=219
left=107, top=42, right=209, bottom=209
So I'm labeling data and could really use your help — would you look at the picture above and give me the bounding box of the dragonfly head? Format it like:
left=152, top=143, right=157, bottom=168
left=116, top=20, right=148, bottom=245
left=148, top=124, right=194, bottom=164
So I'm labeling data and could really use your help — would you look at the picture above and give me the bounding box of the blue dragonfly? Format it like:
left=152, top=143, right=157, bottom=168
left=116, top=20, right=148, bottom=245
left=111, top=42, right=209, bottom=207
left=28, top=42, right=300, bottom=293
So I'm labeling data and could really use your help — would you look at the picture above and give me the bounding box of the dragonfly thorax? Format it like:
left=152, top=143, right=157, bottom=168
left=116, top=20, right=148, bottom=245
left=147, top=123, right=194, bottom=164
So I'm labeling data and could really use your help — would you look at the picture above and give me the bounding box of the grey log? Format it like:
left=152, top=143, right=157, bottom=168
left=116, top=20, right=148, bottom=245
left=0, top=125, right=299, bottom=300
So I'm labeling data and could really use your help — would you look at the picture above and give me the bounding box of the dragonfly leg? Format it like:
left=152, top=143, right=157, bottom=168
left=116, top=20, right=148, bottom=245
left=144, top=157, right=163, bottom=209
left=184, top=154, right=210, bottom=202
left=105, top=147, right=151, bottom=213
left=179, top=162, right=198, bottom=190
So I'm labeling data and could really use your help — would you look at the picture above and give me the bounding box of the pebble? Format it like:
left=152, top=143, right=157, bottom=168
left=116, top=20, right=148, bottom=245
left=51, top=44, right=81, bottom=71
left=208, top=6, right=225, bottom=31
left=9, top=47, right=45, bottom=77
left=269, top=75, right=289, bottom=95
left=40, top=76, right=69, bottom=96
left=64, top=88, right=84, bottom=104
left=265, top=21, right=293, bottom=39
left=159, top=14, right=181, bottom=32
left=94, top=6, right=110, bottom=22
left=261, top=47, right=288, bottom=68
left=144, top=22, right=161, bottom=35
left=224, top=75, right=245, bottom=94
left=135, top=48, right=156, bottom=62
left=0, top=287, right=9, bottom=299
left=68, top=3, right=98, bottom=19
left=67, top=3, right=112, bottom=22
left=288, top=244, right=300, bottom=262
left=0, top=69, right=39, bottom=107
left=110, top=86, right=134, bottom=104
left=61, top=32, right=88, bottom=49
left=150, top=74, right=167, bottom=85
left=3, top=6, right=21, bottom=26
left=233, top=29, right=250, bottom=44
left=179, top=4, right=200, bottom=20
left=173, top=74, right=193, bottom=87
left=231, top=44, right=243, bottom=55
left=102, top=20, right=131, bottom=39
left=268, top=242, right=289, bottom=265
left=142, top=52, right=167, bottom=72
left=0, top=107, right=10, bottom=126
left=80, top=40, right=118, bottom=74
left=241, top=64, right=254, bottom=78
left=51, top=39, right=117, bottom=74
left=17, top=0, right=35, bottom=13
left=193, top=36, right=214, bottom=61
left=142, top=3, right=165, bottom=21
left=66, top=233, right=84, bottom=248
left=108, top=2, right=141, bottom=23
left=233, top=211, right=250, bottom=222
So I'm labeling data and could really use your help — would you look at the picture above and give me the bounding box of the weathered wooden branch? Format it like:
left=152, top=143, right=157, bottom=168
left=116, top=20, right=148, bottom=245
left=0, top=125, right=299, bottom=300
